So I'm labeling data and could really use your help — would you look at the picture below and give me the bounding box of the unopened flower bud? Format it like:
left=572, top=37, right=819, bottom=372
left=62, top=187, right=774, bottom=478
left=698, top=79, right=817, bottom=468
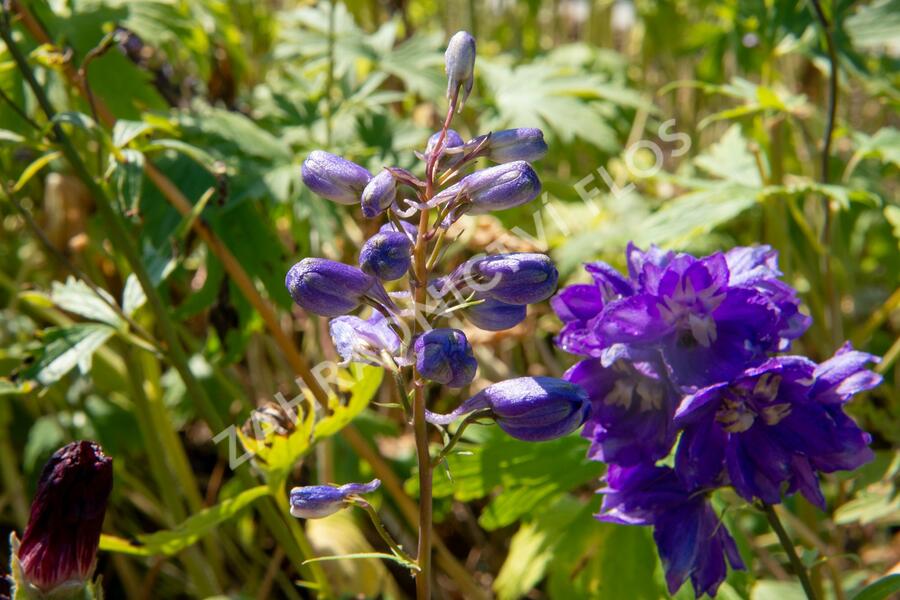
left=464, top=296, right=527, bottom=331
left=427, top=377, right=590, bottom=442
left=424, top=129, right=466, bottom=170
left=15, top=441, right=113, bottom=596
left=301, top=150, right=372, bottom=205
left=286, top=258, right=376, bottom=317
left=431, top=161, right=541, bottom=217
left=479, top=128, right=548, bottom=163
left=445, top=31, right=476, bottom=106
left=359, top=231, right=412, bottom=281
left=289, top=479, right=381, bottom=519
left=451, top=253, right=558, bottom=305
left=361, top=170, right=397, bottom=218
left=415, top=329, right=478, bottom=388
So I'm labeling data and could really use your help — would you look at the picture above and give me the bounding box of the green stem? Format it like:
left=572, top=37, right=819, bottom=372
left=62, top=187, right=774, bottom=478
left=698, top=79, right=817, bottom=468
left=762, top=504, right=819, bottom=600
left=353, top=499, right=417, bottom=565
left=431, top=409, right=493, bottom=468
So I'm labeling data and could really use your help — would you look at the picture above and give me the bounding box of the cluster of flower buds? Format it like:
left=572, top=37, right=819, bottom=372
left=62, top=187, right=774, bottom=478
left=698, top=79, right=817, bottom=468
left=553, top=243, right=881, bottom=597
left=10, top=441, right=113, bottom=599
left=287, top=30, right=590, bottom=454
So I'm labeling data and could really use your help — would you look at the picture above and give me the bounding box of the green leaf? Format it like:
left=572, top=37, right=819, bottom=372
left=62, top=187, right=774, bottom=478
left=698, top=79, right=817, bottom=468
left=121, top=274, right=147, bottom=317
left=0, top=379, right=34, bottom=397
left=494, top=495, right=586, bottom=600
left=633, top=185, right=760, bottom=249
left=750, top=581, right=807, bottom=600
left=142, top=138, right=220, bottom=171
left=303, top=552, right=419, bottom=571
left=23, top=324, right=115, bottom=385
left=429, top=427, right=603, bottom=530
left=313, top=364, right=384, bottom=439
left=112, top=120, right=153, bottom=148
left=0, top=129, right=25, bottom=144
left=852, top=575, right=900, bottom=600
left=49, top=277, right=122, bottom=327
left=846, top=0, right=900, bottom=49
left=13, top=151, right=61, bottom=192
left=99, top=486, right=270, bottom=557
left=111, top=148, right=145, bottom=214
left=239, top=364, right=383, bottom=485
left=693, top=124, right=761, bottom=187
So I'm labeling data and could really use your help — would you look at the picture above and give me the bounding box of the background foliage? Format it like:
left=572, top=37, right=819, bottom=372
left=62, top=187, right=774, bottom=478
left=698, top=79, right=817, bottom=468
left=0, top=0, right=897, bottom=598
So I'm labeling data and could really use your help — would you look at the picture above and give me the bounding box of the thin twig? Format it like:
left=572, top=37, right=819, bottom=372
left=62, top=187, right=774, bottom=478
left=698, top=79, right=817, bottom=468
left=0, top=84, right=41, bottom=130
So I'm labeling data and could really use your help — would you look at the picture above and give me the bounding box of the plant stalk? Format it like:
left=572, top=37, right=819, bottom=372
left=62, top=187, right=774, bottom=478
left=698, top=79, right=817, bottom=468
left=762, top=503, right=819, bottom=600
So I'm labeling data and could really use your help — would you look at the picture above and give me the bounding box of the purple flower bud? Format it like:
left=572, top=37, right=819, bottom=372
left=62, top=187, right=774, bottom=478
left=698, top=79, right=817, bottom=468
left=464, top=296, right=527, bottom=331
left=359, top=231, right=412, bottom=281
left=450, top=253, right=558, bottom=305
left=286, top=258, right=376, bottom=317
left=427, top=377, right=590, bottom=442
left=445, top=31, right=476, bottom=105
left=16, top=441, right=112, bottom=594
left=380, top=220, right=418, bottom=242
left=361, top=170, right=397, bottom=218
left=415, top=329, right=478, bottom=388
left=431, top=161, right=541, bottom=215
left=424, top=129, right=466, bottom=170
left=301, top=150, right=372, bottom=205
left=289, top=479, right=381, bottom=519
left=474, top=128, right=548, bottom=163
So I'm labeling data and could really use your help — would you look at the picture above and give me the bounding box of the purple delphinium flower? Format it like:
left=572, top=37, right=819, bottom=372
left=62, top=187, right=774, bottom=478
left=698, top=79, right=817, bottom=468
left=359, top=230, right=412, bottom=281
left=380, top=220, right=418, bottom=242
left=598, top=464, right=744, bottom=598
left=427, top=376, right=590, bottom=442
left=424, top=128, right=466, bottom=171
left=554, top=243, right=809, bottom=389
left=414, top=328, right=477, bottom=388
left=566, top=358, right=679, bottom=466
left=289, top=479, right=381, bottom=519
left=329, top=311, right=402, bottom=366
left=673, top=345, right=879, bottom=508
left=301, top=151, right=372, bottom=205
left=16, top=441, right=113, bottom=594
left=444, top=252, right=559, bottom=305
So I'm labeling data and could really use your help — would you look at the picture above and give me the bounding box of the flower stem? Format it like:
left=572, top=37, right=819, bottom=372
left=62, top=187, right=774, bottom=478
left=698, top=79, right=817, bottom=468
left=762, top=503, right=819, bottom=600
left=431, top=409, right=493, bottom=468
left=353, top=499, right=417, bottom=566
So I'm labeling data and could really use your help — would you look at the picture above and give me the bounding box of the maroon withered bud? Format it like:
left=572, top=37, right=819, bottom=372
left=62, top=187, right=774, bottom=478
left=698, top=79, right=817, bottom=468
left=16, top=441, right=113, bottom=595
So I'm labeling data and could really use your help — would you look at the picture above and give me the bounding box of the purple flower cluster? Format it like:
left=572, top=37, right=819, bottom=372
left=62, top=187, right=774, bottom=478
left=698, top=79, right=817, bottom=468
left=553, top=243, right=881, bottom=597
left=288, top=31, right=589, bottom=444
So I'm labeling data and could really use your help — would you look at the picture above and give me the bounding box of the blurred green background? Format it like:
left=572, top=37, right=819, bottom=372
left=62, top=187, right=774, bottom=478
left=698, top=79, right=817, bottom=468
left=0, top=1, right=897, bottom=598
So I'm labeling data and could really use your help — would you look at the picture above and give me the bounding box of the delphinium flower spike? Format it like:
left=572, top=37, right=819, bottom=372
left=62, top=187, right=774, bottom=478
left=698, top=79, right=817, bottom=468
left=288, top=29, right=582, bottom=598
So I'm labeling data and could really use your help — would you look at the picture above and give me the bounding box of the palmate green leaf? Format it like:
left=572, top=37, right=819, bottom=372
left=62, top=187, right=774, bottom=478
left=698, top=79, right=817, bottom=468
left=430, top=427, right=603, bottom=530
left=846, top=127, right=900, bottom=177
left=845, top=0, right=900, bottom=49
left=632, top=185, right=760, bottom=249
left=494, top=495, right=586, bottom=600
left=49, top=277, right=121, bottom=327
left=546, top=511, right=666, bottom=600
left=693, top=124, right=762, bottom=187
left=238, top=364, right=383, bottom=485
left=22, top=324, right=115, bottom=386
left=175, top=106, right=291, bottom=163
left=478, top=58, right=639, bottom=152
left=99, top=486, right=270, bottom=557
